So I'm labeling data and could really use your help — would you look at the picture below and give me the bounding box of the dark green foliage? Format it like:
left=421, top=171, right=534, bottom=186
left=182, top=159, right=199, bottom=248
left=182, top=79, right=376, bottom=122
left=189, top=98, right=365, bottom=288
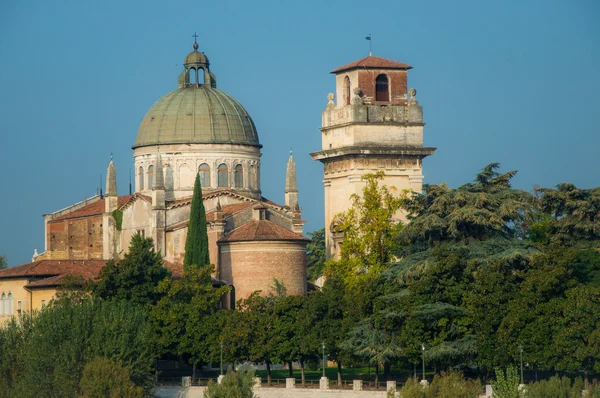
left=0, top=254, right=7, bottom=269
left=91, top=234, right=170, bottom=306
left=204, top=368, right=255, bottom=398
left=538, top=183, right=600, bottom=246
left=0, top=297, right=155, bottom=397
left=397, top=163, right=533, bottom=255
left=79, top=356, right=143, bottom=398
left=184, top=173, right=210, bottom=271
left=151, top=265, right=230, bottom=369
left=306, top=228, right=325, bottom=282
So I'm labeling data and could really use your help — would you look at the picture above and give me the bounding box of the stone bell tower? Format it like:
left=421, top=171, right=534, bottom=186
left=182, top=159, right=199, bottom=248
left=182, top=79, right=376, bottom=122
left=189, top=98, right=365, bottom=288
left=311, top=55, right=436, bottom=259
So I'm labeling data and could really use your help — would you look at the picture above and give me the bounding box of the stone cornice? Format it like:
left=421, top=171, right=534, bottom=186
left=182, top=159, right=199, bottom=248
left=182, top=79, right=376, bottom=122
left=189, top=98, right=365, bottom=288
left=310, top=146, right=436, bottom=162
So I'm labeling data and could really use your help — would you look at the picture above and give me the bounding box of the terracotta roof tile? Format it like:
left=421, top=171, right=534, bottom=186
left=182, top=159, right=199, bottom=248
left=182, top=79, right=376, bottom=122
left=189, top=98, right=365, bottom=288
left=331, top=55, right=412, bottom=74
left=219, top=220, right=309, bottom=243
left=24, top=274, right=86, bottom=289
left=0, top=260, right=106, bottom=280
left=51, top=195, right=133, bottom=222
left=166, top=202, right=256, bottom=230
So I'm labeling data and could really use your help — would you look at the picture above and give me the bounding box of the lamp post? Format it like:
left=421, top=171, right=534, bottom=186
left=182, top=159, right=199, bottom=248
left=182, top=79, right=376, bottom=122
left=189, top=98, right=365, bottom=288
left=519, top=345, right=524, bottom=385
left=421, top=345, right=425, bottom=382
left=322, top=342, right=326, bottom=378
left=220, top=341, right=224, bottom=376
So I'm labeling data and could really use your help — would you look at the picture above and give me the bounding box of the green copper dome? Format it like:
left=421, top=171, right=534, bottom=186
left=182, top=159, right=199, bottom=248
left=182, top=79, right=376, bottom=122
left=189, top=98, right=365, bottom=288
left=133, top=86, right=260, bottom=149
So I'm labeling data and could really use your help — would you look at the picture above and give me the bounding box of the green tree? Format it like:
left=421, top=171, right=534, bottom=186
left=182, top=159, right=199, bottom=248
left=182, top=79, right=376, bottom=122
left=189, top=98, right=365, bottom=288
left=79, top=356, right=143, bottom=398
left=306, top=228, right=325, bottom=282
left=327, top=172, right=404, bottom=290
left=0, top=254, right=7, bottom=270
left=234, top=292, right=279, bottom=385
left=151, top=265, right=230, bottom=379
left=311, top=274, right=353, bottom=385
left=184, top=173, right=210, bottom=271
left=538, top=183, right=600, bottom=246
left=91, top=234, right=170, bottom=306
left=0, top=297, right=155, bottom=397
left=382, top=164, right=536, bottom=374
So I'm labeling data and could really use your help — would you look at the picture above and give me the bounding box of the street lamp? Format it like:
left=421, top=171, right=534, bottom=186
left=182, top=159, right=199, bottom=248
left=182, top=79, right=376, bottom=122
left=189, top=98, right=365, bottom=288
left=322, top=342, right=326, bottom=378
left=421, top=345, right=425, bottom=382
left=220, top=341, right=224, bottom=376
left=519, top=345, right=524, bottom=385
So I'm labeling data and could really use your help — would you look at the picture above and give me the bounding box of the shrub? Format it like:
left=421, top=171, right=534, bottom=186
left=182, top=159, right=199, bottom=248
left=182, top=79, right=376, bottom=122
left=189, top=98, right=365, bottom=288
left=493, top=366, right=520, bottom=398
left=523, top=375, right=583, bottom=398
left=79, top=356, right=143, bottom=398
left=427, top=370, right=483, bottom=398
left=204, top=368, right=255, bottom=398
left=399, top=377, right=426, bottom=398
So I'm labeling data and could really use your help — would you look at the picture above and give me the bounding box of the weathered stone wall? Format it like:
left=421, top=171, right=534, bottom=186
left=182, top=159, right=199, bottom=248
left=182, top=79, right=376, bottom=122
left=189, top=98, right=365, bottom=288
left=133, top=143, right=262, bottom=200
left=219, top=241, right=307, bottom=299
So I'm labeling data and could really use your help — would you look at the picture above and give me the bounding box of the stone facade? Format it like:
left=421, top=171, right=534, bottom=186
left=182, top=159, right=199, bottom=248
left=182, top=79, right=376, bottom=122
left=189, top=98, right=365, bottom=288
left=134, top=143, right=262, bottom=201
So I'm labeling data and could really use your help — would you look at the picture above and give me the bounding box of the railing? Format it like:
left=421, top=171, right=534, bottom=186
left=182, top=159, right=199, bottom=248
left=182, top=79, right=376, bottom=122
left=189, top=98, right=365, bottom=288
left=156, top=376, right=396, bottom=391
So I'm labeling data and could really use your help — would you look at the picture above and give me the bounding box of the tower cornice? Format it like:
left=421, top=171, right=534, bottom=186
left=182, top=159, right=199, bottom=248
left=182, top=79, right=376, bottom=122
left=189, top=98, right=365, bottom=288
left=310, top=146, right=436, bottom=162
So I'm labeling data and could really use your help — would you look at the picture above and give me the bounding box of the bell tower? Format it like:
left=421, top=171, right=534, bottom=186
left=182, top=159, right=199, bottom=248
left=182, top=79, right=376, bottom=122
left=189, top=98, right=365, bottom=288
left=311, top=55, right=436, bottom=259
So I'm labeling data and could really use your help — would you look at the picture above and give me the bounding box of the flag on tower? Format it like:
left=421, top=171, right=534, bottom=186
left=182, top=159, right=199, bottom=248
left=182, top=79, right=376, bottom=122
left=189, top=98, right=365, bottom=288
left=365, top=34, right=371, bottom=40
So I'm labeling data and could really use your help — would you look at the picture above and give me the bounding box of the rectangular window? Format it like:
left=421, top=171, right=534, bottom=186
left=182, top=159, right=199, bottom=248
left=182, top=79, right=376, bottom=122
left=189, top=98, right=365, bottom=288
left=137, top=229, right=145, bottom=238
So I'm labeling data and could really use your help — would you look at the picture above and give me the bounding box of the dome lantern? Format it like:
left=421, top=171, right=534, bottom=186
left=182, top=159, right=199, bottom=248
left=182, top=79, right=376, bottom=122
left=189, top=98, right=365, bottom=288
left=178, top=34, right=217, bottom=89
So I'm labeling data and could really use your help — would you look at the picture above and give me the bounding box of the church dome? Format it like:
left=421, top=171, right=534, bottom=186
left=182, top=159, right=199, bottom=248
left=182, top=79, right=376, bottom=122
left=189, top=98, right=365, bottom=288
left=133, top=86, right=260, bottom=149
left=133, top=40, right=260, bottom=149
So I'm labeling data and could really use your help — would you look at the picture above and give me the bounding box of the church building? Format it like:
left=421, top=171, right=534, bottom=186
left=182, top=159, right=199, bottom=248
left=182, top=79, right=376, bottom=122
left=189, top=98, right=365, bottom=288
left=0, top=41, right=435, bottom=320
left=0, top=41, right=309, bottom=315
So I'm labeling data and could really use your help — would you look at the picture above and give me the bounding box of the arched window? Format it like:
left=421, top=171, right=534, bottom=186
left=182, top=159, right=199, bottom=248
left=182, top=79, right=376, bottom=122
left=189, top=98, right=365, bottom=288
left=138, top=166, right=145, bottom=190
left=375, top=74, right=389, bottom=102
left=218, top=164, right=229, bottom=187
left=198, top=163, right=210, bottom=187
left=189, top=67, right=197, bottom=85
left=1, top=293, right=5, bottom=315
left=7, top=293, right=12, bottom=315
left=197, top=67, right=205, bottom=85
left=234, top=164, right=244, bottom=188
left=344, top=76, right=351, bottom=105
left=148, top=165, right=154, bottom=190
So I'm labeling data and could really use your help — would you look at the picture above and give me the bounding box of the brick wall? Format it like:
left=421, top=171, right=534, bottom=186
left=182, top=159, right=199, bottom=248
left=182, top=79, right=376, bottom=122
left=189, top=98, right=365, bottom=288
left=219, top=241, right=307, bottom=300
left=47, top=216, right=103, bottom=260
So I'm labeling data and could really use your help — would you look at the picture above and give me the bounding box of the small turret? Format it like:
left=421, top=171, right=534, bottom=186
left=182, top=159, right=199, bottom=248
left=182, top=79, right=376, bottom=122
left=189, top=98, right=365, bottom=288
left=152, top=153, right=166, bottom=209
left=103, top=156, right=119, bottom=259
left=105, top=158, right=118, bottom=213
left=284, top=150, right=298, bottom=210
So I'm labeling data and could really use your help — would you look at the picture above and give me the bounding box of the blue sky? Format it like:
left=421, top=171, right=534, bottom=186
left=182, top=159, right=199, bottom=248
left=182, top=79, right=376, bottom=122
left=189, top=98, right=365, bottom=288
left=0, top=0, right=598, bottom=266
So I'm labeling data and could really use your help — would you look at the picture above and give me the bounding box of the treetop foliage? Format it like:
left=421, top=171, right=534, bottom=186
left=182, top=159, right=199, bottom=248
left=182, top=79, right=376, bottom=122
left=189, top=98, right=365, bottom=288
left=91, top=234, right=170, bottom=306
left=397, top=163, right=533, bottom=255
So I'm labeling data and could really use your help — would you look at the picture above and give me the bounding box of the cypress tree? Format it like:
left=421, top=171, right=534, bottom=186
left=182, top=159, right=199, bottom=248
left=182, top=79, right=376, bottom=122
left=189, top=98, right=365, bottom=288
left=183, top=173, right=210, bottom=271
